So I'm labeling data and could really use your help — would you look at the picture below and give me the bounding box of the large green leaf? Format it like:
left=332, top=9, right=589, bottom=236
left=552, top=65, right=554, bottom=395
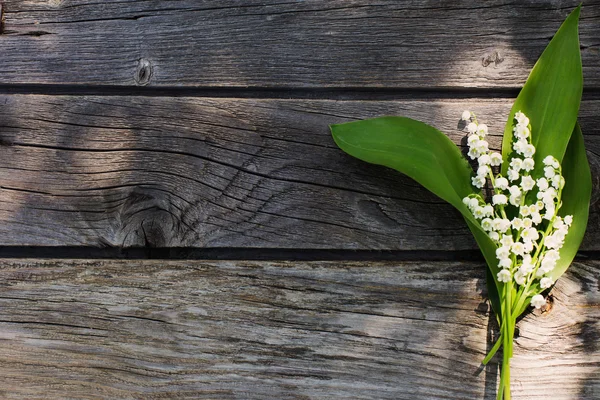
left=548, top=123, right=591, bottom=281
left=501, top=6, right=582, bottom=173
left=331, top=117, right=474, bottom=215
left=331, top=117, right=504, bottom=316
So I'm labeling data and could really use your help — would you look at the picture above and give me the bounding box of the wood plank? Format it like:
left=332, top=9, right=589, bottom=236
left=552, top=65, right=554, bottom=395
left=0, top=95, right=598, bottom=249
left=0, top=0, right=599, bottom=88
left=0, top=259, right=598, bottom=399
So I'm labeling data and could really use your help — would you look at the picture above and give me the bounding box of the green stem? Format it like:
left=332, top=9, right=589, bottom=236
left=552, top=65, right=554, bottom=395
left=482, top=333, right=502, bottom=365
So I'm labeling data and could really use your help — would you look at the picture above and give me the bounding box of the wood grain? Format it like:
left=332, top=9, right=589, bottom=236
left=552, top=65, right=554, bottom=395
left=1, top=95, right=598, bottom=249
left=0, top=0, right=598, bottom=88
left=0, top=259, right=597, bottom=399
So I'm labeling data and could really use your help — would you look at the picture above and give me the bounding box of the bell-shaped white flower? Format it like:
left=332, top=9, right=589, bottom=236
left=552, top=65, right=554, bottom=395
left=521, top=158, right=535, bottom=172
left=530, top=294, right=546, bottom=309
left=540, top=277, right=554, bottom=289
left=497, top=269, right=511, bottom=282
left=477, top=124, right=488, bottom=136
left=520, top=175, right=535, bottom=191
left=478, top=154, right=491, bottom=165
left=489, top=153, right=503, bottom=166
left=495, top=177, right=509, bottom=190
left=515, top=111, right=530, bottom=127
left=492, top=194, right=508, bottom=206
left=467, top=122, right=478, bottom=134
left=523, top=144, right=536, bottom=158
left=461, top=110, right=472, bottom=121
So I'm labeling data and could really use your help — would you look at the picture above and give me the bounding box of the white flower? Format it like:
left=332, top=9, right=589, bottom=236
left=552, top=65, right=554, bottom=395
left=514, top=125, right=530, bottom=139
left=551, top=175, right=565, bottom=189
left=468, top=148, right=479, bottom=160
left=521, top=175, right=535, bottom=191
left=473, top=206, right=485, bottom=219
left=530, top=294, right=546, bottom=309
left=490, top=153, right=503, bottom=166
left=495, top=177, right=509, bottom=190
left=520, top=255, right=533, bottom=274
left=531, top=212, right=542, bottom=225
left=510, top=158, right=523, bottom=170
left=540, top=277, right=554, bottom=289
left=564, top=215, right=573, bottom=226
left=477, top=165, right=491, bottom=177
left=543, top=155, right=560, bottom=169
left=553, top=217, right=565, bottom=229
left=520, top=205, right=531, bottom=217
left=514, top=270, right=526, bottom=285
left=478, top=154, right=491, bottom=165
left=496, top=246, right=510, bottom=259
left=477, top=124, right=488, bottom=136
left=467, top=122, right=478, bottom=134
left=492, top=194, right=508, bottom=206
left=509, top=185, right=521, bottom=197
left=507, top=169, right=520, bottom=181
left=541, top=255, right=557, bottom=272
left=515, top=111, right=530, bottom=127
left=497, top=269, right=511, bottom=283
left=472, top=175, right=486, bottom=188
left=536, top=200, right=545, bottom=210
left=537, top=177, right=549, bottom=191
left=509, top=195, right=521, bottom=207
left=461, top=110, right=472, bottom=121
left=482, top=218, right=493, bottom=231
left=513, top=139, right=528, bottom=155
left=544, top=234, right=563, bottom=250
left=468, top=135, right=480, bottom=145
left=500, top=235, right=514, bottom=247
left=544, top=166, right=556, bottom=179
left=523, top=241, right=534, bottom=253
left=511, top=242, right=525, bottom=256
left=522, top=158, right=535, bottom=172
left=476, top=140, right=489, bottom=153
left=522, top=218, right=533, bottom=228
left=492, top=219, right=509, bottom=231
left=483, top=205, right=494, bottom=218
left=499, top=258, right=512, bottom=269
left=511, top=218, right=523, bottom=230
left=489, top=231, right=500, bottom=241
left=468, top=197, right=479, bottom=210
left=545, top=249, right=560, bottom=261
left=523, top=144, right=536, bottom=158
left=521, top=227, right=539, bottom=242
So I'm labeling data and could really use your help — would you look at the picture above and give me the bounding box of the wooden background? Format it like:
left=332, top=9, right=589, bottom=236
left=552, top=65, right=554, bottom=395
left=0, top=1, right=599, bottom=398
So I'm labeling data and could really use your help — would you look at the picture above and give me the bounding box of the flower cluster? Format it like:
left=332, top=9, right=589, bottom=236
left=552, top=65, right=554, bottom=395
left=460, top=110, right=572, bottom=309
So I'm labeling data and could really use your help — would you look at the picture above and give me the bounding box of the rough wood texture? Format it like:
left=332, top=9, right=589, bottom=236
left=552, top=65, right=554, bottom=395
left=0, top=95, right=598, bottom=249
left=0, top=0, right=598, bottom=88
left=0, top=259, right=597, bottom=399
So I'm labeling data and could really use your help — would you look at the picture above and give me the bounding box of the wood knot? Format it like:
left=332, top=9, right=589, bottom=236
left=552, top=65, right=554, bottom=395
left=481, top=51, right=504, bottom=68
left=135, top=58, right=153, bottom=86
left=116, top=188, right=182, bottom=247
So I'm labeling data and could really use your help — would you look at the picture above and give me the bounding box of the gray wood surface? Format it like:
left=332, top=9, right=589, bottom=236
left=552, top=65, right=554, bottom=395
left=1, top=95, right=598, bottom=249
left=0, top=0, right=598, bottom=88
left=0, top=259, right=597, bottom=399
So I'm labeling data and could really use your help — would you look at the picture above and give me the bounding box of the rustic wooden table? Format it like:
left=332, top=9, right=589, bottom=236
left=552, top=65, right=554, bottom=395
left=0, top=1, right=599, bottom=399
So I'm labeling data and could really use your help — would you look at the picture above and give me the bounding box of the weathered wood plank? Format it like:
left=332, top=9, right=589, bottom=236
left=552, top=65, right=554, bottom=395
left=0, top=0, right=598, bottom=88
left=0, top=259, right=597, bottom=399
left=0, top=95, right=598, bottom=249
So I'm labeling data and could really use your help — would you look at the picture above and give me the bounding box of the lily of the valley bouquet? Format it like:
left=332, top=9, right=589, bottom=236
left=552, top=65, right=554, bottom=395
left=330, top=6, right=590, bottom=400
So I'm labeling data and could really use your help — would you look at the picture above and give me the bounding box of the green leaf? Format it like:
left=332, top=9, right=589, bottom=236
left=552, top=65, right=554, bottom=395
left=330, top=116, right=474, bottom=214
left=501, top=5, right=582, bottom=173
left=548, top=123, right=591, bottom=281
left=330, top=117, right=504, bottom=317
